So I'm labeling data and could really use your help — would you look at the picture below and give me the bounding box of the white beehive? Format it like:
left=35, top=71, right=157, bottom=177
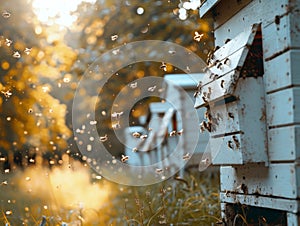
left=198, top=0, right=300, bottom=224
left=194, top=24, right=268, bottom=165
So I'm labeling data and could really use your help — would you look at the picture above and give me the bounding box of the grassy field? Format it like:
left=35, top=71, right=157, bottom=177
left=0, top=162, right=220, bottom=225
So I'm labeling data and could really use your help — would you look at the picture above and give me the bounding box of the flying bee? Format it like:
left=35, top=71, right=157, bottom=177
left=186, top=66, right=191, bottom=72
left=155, top=168, right=163, bottom=174
left=201, top=158, right=210, bottom=165
left=197, top=81, right=202, bottom=89
left=224, top=38, right=231, bottom=44
left=132, top=132, right=141, bottom=138
left=148, top=85, right=157, bottom=92
left=169, top=130, right=177, bottom=136
left=200, top=121, right=207, bottom=133
left=196, top=81, right=202, bottom=93
left=111, top=111, right=124, bottom=118
left=160, top=62, right=167, bottom=71
left=220, top=80, right=225, bottom=88
left=1, top=90, right=12, bottom=98
left=237, top=183, right=248, bottom=194
left=2, top=10, right=11, bottom=19
left=193, top=91, right=199, bottom=98
left=129, top=82, right=137, bottom=89
left=204, top=110, right=212, bottom=121
left=132, top=147, right=138, bottom=152
left=224, top=58, right=230, bottom=65
left=182, top=153, right=191, bottom=160
left=112, top=122, right=121, bottom=129
left=207, top=122, right=214, bottom=132
left=227, top=140, right=234, bottom=149
left=5, top=38, right=12, bottom=47
left=193, top=31, right=204, bottom=42
left=208, top=87, right=212, bottom=94
left=111, top=34, right=118, bottom=41
left=214, top=46, right=220, bottom=51
left=202, top=96, right=208, bottom=103
left=209, top=73, right=219, bottom=81
left=217, top=62, right=223, bottom=70
left=232, top=135, right=240, bottom=149
left=1, top=180, right=8, bottom=185
left=206, top=87, right=212, bottom=99
left=225, top=190, right=230, bottom=197
left=99, top=134, right=108, bottom=142
left=228, top=112, right=234, bottom=119
left=24, top=48, right=32, bottom=55
left=216, top=112, right=223, bottom=121
left=177, top=129, right=183, bottom=135
left=207, top=92, right=211, bottom=99
left=13, top=51, right=21, bottom=58
left=121, top=155, right=129, bottom=163
left=140, top=134, right=148, bottom=140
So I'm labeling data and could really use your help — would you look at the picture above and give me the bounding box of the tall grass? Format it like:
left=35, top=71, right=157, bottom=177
left=0, top=162, right=220, bottom=225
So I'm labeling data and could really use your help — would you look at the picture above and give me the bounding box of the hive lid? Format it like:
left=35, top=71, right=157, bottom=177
left=194, top=23, right=262, bottom=108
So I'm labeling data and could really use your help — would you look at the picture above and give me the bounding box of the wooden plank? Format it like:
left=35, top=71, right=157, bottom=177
left=208, top=47, right=248, bottom=79
left=220, top=193, right=299, bottom=213
left=213, top=0, right=297, bottom=47
left=263, top=12, right=300, bottom=61
left=213, top=24, right=259, bottom=61
left=220, top=163, right=300, bottom=199
left=210, top=134, right=243, bottom=165
left=194, top=25, right=260, bottom=108
left=266, top=87, right=300, bottom=127
left=197, top=77, right=267, bottom=165
left=194, top=71, right=237, bottom=108
left=287, top=212, right=300, bottom=226
left=268, top=125, right=300, bottom=162
left=210, top=101, right=240, bottom=135
left=199, top=0, right=221, bottom=18
left=213, top=0, right=252, bottom=28
left=264, top=50, right=300, bottom=93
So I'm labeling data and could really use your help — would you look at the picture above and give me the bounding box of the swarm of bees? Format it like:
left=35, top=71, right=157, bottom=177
left=200, top=107, right=220, bottom=133
left=227, top=135, right=240, bottom=149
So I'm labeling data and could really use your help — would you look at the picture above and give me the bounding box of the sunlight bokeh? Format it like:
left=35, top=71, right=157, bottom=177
left=31, top=0, right=96, bottom=27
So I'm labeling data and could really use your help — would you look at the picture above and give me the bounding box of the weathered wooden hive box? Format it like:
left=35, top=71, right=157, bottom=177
left=194, top=24, right=268, bottom=165
left=197, top=0, right=300, bottom=224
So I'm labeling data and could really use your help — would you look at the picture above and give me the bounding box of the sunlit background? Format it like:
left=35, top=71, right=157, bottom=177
left=31, top=0, right=96, bottom=28
left=0, top=0, right=218, bottom=225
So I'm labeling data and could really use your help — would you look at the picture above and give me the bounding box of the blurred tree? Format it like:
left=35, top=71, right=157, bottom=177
left=0, top=0, right=75, bottom=170
left=68, top=0, right=213, bottom=156
left=0, top=0, right=213, bottom=166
